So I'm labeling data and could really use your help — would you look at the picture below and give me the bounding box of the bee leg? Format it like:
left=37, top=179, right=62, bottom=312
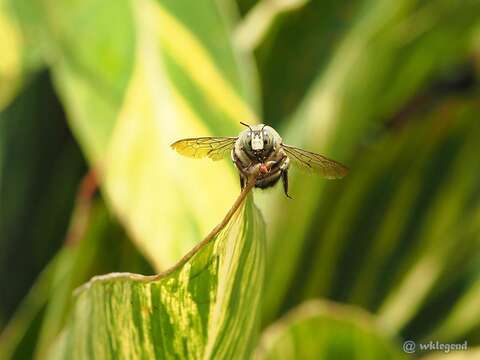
left=281, top=170, right=293, bottom=199
left=265, top=160, right=277, bottom=171
left=232, top=151, right=253, bottom=189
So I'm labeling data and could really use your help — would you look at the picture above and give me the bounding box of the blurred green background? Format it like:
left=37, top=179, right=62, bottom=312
left=1, top=0, right=480, bottom=358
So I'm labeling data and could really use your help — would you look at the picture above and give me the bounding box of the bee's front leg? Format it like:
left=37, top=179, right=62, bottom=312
left=265, top=153, right=289, bottom=173
left=264, top=160, right=277, bottom=171
left=232, top=150, right=253, bottom=189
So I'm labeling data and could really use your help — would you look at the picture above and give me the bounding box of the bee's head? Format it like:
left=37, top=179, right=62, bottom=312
left=240, top=122, right=276, bottom=156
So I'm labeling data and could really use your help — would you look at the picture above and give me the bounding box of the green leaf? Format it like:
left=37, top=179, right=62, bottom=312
left=427, top=274, right=480, bottom=343
left=29, top=0, right=259, bottom=270
left=259, top=0, right=480, bottom=324
left=49, top=194, right=265, bottom=359
left=0, top=252, right=57, bottom=359
left=254, top=300, right=406, bottom=360
left=0, top=198, right=154, bottom=359
left=0, top=71, right=86, bottom=331
left=421, top=347, right=480, bottom=360
left=252, top=0, right=358, bottom=125
left=376, top=116, right=480, bottom=333
left=260, top=96, right=480, bottom=344
left=0, top=1, right=24, bottom=109
left=234, top=0, right=310, bottom=51
left=32, top=200, right=155, bottom=359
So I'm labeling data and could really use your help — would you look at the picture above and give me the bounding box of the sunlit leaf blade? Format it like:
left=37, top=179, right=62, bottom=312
left=49, top=195, right=265, bottom=359
left=36, top=0, right=259, bottom=270
left=158, top=0, right=254, bottom=106
left=254, top=300, right=405, bottom=360
left=45, top=0, right=136, bottom=162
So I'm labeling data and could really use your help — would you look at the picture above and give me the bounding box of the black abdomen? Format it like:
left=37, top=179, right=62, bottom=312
left=255, top=172, right=282, bottom=189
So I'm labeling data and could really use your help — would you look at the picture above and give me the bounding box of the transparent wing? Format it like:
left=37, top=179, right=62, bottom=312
left=282, top=144, right=348, bottom=179
left=171, top=137, right=237, bottom=161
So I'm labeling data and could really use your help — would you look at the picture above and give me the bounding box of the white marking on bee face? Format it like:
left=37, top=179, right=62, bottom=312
left=251, top=132, right=264, bottom=150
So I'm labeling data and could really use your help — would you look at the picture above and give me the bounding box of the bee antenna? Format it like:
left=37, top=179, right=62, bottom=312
left=261, top=124, right=266, bottom=131
left=240, top=121, right=253, bottom=131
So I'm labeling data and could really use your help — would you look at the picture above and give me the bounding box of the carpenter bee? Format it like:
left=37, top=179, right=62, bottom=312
left=171, top=123, right=348, bottom=198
